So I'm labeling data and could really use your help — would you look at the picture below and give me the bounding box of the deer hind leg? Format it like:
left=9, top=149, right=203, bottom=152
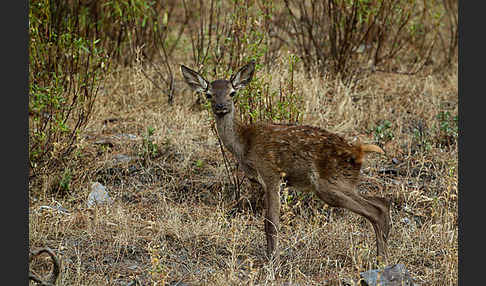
left=365, top=196, right=391, bottom=245
left=313, top=178, right=391, bottom=259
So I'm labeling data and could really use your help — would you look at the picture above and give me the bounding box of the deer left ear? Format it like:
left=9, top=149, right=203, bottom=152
left=230, top=60, right=256, bottom=90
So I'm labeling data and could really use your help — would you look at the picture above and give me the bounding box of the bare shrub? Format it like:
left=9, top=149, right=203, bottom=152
left=75, top=0, right=184, bottom=64
left=278, top=0, right=450, bottom=81
left=79, top=0, right=185, bottom=104
left=29, top=0, right=109, bottom=177
left=182, top=0, right=271, bottom=75
left=435, top=0, right=458, bottom=69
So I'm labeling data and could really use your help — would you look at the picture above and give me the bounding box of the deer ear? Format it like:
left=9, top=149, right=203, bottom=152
left=181, top=65, right=209, bottom=92
left=230, top=60, right=255, bottom=90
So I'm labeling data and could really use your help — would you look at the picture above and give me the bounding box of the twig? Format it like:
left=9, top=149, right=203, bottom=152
left=29, top=247, right=61, bottom=286
left=210, top=122, right=241, bottom=202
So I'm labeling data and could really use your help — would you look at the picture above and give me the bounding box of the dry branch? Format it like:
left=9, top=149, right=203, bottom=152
left=29, top=247, right=61, bottom=286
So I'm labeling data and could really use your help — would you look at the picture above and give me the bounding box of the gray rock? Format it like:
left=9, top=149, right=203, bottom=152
left=87, top=182, right=113, bottom=208
left=360, top=264, right=417, bottom=286
left=111, top=154, right=139, bottom=164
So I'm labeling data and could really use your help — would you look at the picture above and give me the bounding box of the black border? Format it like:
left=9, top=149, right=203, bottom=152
left=459, top=1, right=476, bottom=285
left=5, top=0, right=29, bottom=284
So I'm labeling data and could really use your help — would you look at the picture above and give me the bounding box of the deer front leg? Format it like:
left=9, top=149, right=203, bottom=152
left=264, top=184, right=281, bottom=262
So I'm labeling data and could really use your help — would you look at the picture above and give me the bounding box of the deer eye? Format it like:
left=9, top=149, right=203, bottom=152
left=229, top=91, right=236, bottom=97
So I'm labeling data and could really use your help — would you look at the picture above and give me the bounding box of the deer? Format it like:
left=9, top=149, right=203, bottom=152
left=181, top=61, right=391, bottom=264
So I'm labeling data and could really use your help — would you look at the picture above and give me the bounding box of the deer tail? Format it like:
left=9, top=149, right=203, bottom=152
left=354, top=144, right=385, bottom=164
left=360, top=144, right=385, bottom=154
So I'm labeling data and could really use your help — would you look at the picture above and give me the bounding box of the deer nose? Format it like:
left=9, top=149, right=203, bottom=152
left=214, top=103, right=225, bottom=110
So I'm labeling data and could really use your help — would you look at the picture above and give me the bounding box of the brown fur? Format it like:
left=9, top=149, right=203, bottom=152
left=181, top=62, right=391, bottom=263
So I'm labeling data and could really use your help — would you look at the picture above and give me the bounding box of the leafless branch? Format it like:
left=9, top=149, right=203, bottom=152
left=29, top=248, right=61, bottom=286
left=211, top=122, right=242, bottom=202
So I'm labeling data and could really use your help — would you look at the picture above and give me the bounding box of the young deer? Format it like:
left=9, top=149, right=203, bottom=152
left=181, top=61, right=391, bottom=262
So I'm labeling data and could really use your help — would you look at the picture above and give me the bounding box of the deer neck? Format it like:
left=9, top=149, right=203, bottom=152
left=214, top=110, right=245, bottom=159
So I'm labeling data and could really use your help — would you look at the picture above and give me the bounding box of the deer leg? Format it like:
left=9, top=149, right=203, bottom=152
left=262, top=176, right=282, bottom=263
left=314, top=179, right=391, bottom=259
left=365, top=196, right=391, bottom=246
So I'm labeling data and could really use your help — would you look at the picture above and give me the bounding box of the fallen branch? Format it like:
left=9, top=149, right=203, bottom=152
left=29, top=247, right=60, bottom=286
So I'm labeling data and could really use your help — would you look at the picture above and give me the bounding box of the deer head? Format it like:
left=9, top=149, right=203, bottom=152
left=180, top=61, right=256, bottom=118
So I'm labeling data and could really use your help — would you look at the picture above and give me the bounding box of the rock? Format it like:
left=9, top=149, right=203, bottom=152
left=360, top=264, right=417, bottom=286
left=111, top=154, right=139, bottom=164
left=87, top=182, right=113, bottom=208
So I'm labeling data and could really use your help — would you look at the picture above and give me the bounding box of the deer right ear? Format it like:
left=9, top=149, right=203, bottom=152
left=181, top=65, right=209, bottom=93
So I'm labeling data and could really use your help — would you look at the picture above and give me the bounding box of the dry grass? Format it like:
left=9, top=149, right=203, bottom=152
left=29, top=55, right=457, bottom=285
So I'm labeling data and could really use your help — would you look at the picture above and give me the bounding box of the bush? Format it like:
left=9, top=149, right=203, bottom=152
left=435, top=111, right=457, bottom=148
left=29, top=0, right=109, bottom=174
left=277, top=0, right=456, bottom=81
left=182, top=0, right=303, bottom=124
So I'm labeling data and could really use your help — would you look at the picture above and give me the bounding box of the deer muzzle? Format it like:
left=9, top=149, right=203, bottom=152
left=213, top=103, right=230, bottom=116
